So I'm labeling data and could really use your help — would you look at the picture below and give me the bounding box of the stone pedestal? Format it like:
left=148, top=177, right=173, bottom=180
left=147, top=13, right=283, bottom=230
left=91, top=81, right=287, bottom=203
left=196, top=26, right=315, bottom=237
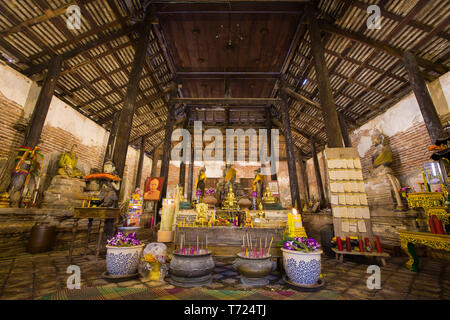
left=41, top=175, right=87, bottom=209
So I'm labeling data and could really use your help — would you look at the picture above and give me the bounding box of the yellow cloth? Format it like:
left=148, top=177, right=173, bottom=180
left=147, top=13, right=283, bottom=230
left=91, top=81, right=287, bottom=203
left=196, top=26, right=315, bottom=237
left=252, top=174, right=265, bottom=191
left=373, top=147, right=393, bottom=168
left=224, top=168, right=236, bottom=183
left=195, top=172, right=207, bottom=189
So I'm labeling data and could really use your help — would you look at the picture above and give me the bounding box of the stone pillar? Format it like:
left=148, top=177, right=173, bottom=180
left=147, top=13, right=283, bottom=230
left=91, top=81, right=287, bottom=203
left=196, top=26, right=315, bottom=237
left=311, top=139, right=326, bottom=208
left=404, top=51, right=444, bottom=143
left=306, top=3, right=344, bottom=148
left=280, top=89, right=301, bottom=209
left=24, top=56, right=62, bottom=148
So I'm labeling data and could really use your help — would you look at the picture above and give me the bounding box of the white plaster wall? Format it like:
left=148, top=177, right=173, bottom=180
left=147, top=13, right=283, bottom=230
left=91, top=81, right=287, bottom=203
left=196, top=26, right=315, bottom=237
left=352, top=71, right=450, bottom=159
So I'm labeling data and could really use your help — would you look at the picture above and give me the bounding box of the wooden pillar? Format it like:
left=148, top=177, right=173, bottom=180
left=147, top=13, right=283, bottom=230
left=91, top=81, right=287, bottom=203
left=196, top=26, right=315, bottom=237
left=178, top=111, right=190, bottom=189
left=24, top=56, right=62, bottom=148
left=265, top=107, right=278, bottom=181
left=301, top=158, right=310, bottom=204
left=306, top=3, right=344, bottom=148
left=280, top=90, right=301, bottom=209
left=151, top=147, right=161, bottom=177
left=135, top=136, right=145, bottom=189
left=187, top=131, right=194, bottom=202
left=404, top=51, right=444, bottom=143
left=338, top=111, right=352, bottom=147
left=111, top=13, right=152, bottom=177
left=103, top=111, right=120, bottom=164
left=295, top=149, right=309, bottom=207
left=160, top=101, right=176, bottom=200
left=311, top=139, right=326, bottom=207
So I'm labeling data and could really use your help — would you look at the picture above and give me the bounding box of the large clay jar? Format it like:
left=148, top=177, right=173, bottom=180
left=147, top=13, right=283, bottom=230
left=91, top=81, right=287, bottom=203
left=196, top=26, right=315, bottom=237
left=106, top=244, right=145, bottom=276
left=281, top=248, right=322, bottom=286
left=203, top=195, right=218, bottom=208
left=237, top=197, right=252, bottom=210
left=233, top=253, right=275, bottom=286
left=169, top=252, right=215, bottom=287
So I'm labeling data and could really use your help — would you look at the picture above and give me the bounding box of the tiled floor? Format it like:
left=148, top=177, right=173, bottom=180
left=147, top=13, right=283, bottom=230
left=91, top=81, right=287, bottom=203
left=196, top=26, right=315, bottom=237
left=0, top=248, right=449, bottom=300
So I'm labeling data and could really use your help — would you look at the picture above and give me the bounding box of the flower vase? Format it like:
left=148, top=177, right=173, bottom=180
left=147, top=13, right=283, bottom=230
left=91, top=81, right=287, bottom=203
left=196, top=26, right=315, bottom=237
left=106, top=244, right=145, bottom=276
left=281, top=248, right=322, bottom=286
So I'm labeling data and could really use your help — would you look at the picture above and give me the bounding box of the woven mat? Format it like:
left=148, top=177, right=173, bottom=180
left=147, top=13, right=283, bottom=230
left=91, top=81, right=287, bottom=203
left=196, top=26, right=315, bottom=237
left=39, top=286, right=340, bottom=300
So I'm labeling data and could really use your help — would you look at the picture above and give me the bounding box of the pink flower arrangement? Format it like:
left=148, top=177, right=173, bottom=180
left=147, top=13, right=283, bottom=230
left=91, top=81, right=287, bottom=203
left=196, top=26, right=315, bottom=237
left=107, top=231, right=141, bottom=247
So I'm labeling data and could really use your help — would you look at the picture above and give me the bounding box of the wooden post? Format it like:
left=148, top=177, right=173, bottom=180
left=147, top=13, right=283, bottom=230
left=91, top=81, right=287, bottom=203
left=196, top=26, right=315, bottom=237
left=301, top=158, right=310, bottom=204
left=266, top=107, right=277, bottom=181
left=160, top=100, right=176, bottom=200
left=111, top=12, right=152, bottom=177
left=306, top=3, right=344, bottom=148
left=404, top=51, right=444, bottom=143
left=295, top=148, right=309, bottom=207
left=280, top=90, right=301, bottom=209
left=24, top=56, right=62, bottom=148
left=135, top=136, right=145, bottom=189
left=338, top=111, right=352, bottom=147
left=103, top=111, right=120, bottom=164
left=151, top=148, right=161, bottom=177
left=178, top=110, right=190, bottom=190
left=187, top=130, right=194, bottom=202
left=311, top=139, right=326, bottom=208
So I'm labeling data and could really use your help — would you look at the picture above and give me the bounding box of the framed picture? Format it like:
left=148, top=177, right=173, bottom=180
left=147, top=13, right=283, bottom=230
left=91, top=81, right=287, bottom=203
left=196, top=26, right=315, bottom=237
left=144, top=177, right=165, bottom=201
left=423, top=162, right=447, bottom=185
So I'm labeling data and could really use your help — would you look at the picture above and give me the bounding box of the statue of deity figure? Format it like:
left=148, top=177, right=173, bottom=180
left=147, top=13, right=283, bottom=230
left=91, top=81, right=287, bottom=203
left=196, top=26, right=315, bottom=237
left=57, top=144, right=84, bottom=178
left=223, top=162, right=236, bottom=191
left=194, top=166, right=207, bottom=196
left=252, top=168, right=265, bottom=203
left=98, top=160, right=121, bottom=207
left=371, top=129, right=405, bottom=210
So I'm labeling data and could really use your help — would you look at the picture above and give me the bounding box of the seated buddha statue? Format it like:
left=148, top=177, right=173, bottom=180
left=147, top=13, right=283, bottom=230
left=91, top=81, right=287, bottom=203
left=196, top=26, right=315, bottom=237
left=222, top=185, right=238, bottom=210
left=57, top=144, right=84, bottom=178
left=371, top=129, right=394, bottom=169
left=252, top=168, right=265, bottom=201
left=262, top=187, right=276, bottom=204
left=223, top=162, right=236, bottom=191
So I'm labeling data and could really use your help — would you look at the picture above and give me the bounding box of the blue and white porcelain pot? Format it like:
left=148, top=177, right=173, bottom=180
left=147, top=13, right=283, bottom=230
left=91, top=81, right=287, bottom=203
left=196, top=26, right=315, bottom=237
left=281, top=248, right=322, bottom=286
left=106, top=244, right=145, bottom=276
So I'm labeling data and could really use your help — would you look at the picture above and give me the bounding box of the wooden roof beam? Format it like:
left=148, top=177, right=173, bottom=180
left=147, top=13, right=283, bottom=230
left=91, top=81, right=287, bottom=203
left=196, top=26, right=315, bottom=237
left=24, top=24, right=139, bottom=76
left=170, top=98, right=281, bottom=105
left=316, top=20, right=448, bottom=75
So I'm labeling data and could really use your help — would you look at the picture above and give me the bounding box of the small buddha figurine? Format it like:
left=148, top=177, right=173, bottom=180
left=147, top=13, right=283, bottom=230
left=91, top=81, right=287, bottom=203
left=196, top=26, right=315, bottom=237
left=257, top=201, right=265, bottom=219
left=222, top=185, right=238, bottom=210
left=57, top=144, right=84, bottom=178
left=195, top=203, right=209, bottom=225
left=262, top=187, right=276, bottom=204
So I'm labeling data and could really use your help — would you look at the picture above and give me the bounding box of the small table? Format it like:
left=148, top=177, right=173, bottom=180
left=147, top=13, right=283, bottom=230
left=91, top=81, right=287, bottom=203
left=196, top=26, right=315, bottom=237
left=399, top=230, right=450, bottom=272
left=332, top=248, right=390, bottom=266
left=69, top=207, right=120, bottom=263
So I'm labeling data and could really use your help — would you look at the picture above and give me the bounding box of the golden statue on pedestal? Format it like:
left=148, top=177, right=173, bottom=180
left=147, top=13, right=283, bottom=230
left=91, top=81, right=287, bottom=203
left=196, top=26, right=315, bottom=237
left=195, top=203, right=209, bottom=225
left=262, top=186, right=276, bottom=204
left=222, top=185, right=238, bottom=210
left=57, top=144, right=84, bottom=178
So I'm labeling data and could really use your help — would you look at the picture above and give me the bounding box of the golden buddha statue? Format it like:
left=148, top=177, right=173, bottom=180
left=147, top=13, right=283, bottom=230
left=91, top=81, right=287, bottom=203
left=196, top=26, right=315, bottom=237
left=195, top=203, right=209, bottom=225
left=262, top=187, right=276, bottom=204
left=222, top=185, right=238, bottom=210
left=57, top=144, right=84, bottom=178
left=223, top=162, right=236, bottom=190
left=257, top=201, right=265, bottom=219
left=371, top=129, right=394, bottom=168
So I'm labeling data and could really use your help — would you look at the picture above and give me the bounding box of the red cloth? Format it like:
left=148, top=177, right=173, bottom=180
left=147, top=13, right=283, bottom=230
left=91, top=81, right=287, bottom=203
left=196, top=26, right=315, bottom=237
left=432, top=216, right=445, bottom=234
left=346, top=237, right=352, bottom=252
left=336, top=237, right=343, bottom=251
left=428, top=218, right=437, bottom=234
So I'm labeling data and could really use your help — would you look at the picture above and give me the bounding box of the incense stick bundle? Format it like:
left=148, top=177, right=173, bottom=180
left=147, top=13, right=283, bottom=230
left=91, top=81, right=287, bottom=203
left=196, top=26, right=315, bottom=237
left=267, top=237, right=273, bottom=256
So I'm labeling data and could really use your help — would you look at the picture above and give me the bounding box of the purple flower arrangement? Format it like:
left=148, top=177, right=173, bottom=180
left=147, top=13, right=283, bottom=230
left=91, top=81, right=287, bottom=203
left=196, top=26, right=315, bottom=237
left=205, top=188, right=215, bottom=196
left=195, top=189, right=202, bottom=197
left=251, top=191, right=258, bottom=198
left=107, top=231, right=141, bottom=247
left=277, top=234, right=321, bottom=252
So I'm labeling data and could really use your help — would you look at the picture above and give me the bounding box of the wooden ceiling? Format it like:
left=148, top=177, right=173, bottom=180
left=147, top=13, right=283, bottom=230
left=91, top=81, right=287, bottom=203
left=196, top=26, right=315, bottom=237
left=0, top=0, right=449, bottom=159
